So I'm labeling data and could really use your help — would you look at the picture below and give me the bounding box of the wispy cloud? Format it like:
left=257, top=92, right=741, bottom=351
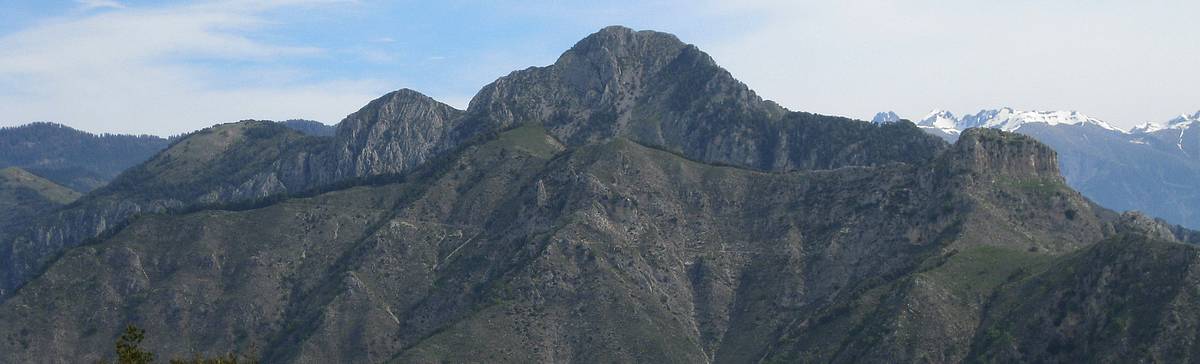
left=0, top=0, right=384, bottom=135
left=76, top=0, right=126, bottom=11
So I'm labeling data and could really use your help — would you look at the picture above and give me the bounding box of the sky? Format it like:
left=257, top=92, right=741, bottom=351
left=0, top=0, right=1197, bottom=136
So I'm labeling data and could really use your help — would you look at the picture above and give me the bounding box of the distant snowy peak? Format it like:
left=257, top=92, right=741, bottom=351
left=871, top=111, right=901, bottom=124
left=1131, top=111, right=1200, bottom=134
left=881, top=107, right=1128, bottom=135
left=1131, top=122, right=1166, bottom=134
left=916, top=110, right=961, bottom=134
left=1168, top=111, right=1200, bottom=127
left=959, top=108, right=1121, bottom=132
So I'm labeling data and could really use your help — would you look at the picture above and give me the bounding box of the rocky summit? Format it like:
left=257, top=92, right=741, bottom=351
left=2, top=26, right=1199, bottom=363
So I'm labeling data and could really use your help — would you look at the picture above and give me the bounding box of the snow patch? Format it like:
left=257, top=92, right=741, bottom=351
left=915, top=109, right=960, bottom=135
left=958, top=108, right=1121, bottom=132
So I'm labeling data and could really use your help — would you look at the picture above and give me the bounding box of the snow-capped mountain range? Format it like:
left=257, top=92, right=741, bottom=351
left=874, top=107, right=1200, bottom=229
left=1132, top=111, right=1200, bottom=133
left=874, top=107, right=1127, bottom=137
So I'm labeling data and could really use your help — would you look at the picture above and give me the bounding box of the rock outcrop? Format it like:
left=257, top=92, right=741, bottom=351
left=0, top=26, right=946, bottom=299
left=1, top=26, right=1197, bottom=363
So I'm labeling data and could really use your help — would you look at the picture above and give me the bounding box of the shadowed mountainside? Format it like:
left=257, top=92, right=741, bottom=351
left=0, top=26, right=944, bottom=300
left=1, top=27, right=1198, bottom=363
left=0, top=122, right=169, bottom=192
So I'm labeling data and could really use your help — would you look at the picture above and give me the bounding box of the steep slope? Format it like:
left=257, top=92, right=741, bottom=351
left=1136, top=111, right=1200, bottom=160
left=1019, top=123, right=1200, bottom=229
left=4, top=112, right=1176, bottom=363
left=329, top=89, right=468, bottom=178
left=465, top=26, right=945, bottom=172
left=0, top=122, right=169, bottom=192
left=0, top=167, right=80, bottom=232
left=968, top=230, right=1200, bottom=362
left=882, top=109, right=1200, bottom=229
left=0, top=26, right=946, bottom=300
left=3, top=26, right=1196, bottom=363
left=0, top=121, right=322, bottom=297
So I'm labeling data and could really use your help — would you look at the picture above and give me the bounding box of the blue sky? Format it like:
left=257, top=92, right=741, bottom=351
left=1, top=0, right=1198, bottom=135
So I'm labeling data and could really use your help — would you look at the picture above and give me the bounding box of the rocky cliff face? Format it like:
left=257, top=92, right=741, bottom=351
left=0, top=26, right=944, bottom=300
left=1, top=26, right=1196, bottom=363
left=0, top=117, right=1183, bottom=363
left=465, top=26, right=944, bottom=171
left=945, top=128, right=1062, bottom=180
left=0, top=121, right=308, bottom=296
left=331, top=89, right=467, bottom=178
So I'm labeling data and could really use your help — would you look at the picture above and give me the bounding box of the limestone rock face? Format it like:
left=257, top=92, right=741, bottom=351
left=0, top=27, right=946, bottom=298
left=948, top=128, right=1063, bottom=181
left=332, top=89, right=466, bottom=178
left=1118, top=211, right=1180, bottom=242
left=2, top=26, right=1199, bottom=363
left=465, top=26, right=944, bottom=172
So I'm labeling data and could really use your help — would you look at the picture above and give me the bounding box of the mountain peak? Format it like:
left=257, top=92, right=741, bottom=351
left=1167, top=110, right=1200, bottom=126
left=1131, top=110, right=1199, bottom=134
left=555, top=26, right=697, bottom=76
left=1130, top=122, right=1166, bottom=134
left=917, top=109, right=961, bottom=132
left=871, top=111, right=901, bottom=124
left=572, top=25, right=685, bottom=51
left=333, top=87, right=466, bottom=177
left=953, top=108, right=1121, bottom=133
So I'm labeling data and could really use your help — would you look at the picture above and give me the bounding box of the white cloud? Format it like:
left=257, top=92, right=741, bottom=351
left=0, top=0, right=384, bottom=135
left=76, top=0, right=126, bottom=11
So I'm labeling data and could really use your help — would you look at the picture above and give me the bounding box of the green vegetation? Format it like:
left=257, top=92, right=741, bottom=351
left=921, top=246, right=1054, bottom=298
left=99, top=325, right=258, bottom=364
left=0, top=122, right=168, bottom=192
left=997, top=176, right=1068, bottom=198
left=110, top=325, right=153, bottom=364
left=0, top=167, right=82, bottom=204
left=0, top=167, right=82, bottom=231
left=485, top=124, right=564, bottom=159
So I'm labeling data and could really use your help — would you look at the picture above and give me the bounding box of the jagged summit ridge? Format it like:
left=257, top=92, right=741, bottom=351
left=918, top=109, right=961, bottom=134
left=332, top=88, right=465, bottom=177
left=464, top=25, right=941, bottom=171
left=0, top=26, right=948, bottom=299
left=6, top=26, right=1196, bottom=363
left=1132, top=110, right=1200, bottom=133
left=962, top=108, right=1120, bottom=132
left=1168, top=110, right=1200, bottom=126
left=910, top=107, right=1120, bottom=134
left=871, top=111, right=900, bottom=124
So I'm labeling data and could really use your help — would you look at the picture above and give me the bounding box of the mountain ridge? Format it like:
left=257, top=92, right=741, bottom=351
left=877, top=108, right=1200, bottom=229
left=0, top=122, right=170, bottom=192
left=0, top=121, right=1126, bottom=362
left=2, top=26, right=1199, bottom=362
left=0, top=26, right=947, bottom=299
left=0, top=167, right=80, bottom=233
